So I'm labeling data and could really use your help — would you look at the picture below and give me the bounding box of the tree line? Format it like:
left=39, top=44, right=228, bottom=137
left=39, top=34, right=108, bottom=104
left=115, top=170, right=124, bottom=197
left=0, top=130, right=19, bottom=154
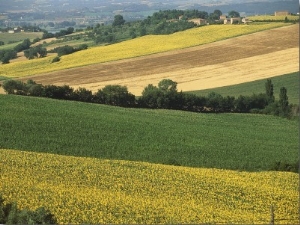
left=2, top=78, right=297, bottom=119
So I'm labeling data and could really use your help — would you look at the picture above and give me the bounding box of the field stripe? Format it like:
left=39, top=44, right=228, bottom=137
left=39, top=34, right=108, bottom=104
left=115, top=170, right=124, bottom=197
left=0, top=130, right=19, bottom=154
left=69, top=47, right=299, bottom=95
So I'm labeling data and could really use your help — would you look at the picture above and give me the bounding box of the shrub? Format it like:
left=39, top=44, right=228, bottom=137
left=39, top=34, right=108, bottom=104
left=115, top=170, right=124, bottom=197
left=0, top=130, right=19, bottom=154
left=0, top=194, right=57, bottom=224
left=51, top=56, right=60, bottom=63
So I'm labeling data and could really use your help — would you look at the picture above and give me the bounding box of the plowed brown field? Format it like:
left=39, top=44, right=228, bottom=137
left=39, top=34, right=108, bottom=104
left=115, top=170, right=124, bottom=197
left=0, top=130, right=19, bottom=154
left=20, top=24, right=299, bottom=96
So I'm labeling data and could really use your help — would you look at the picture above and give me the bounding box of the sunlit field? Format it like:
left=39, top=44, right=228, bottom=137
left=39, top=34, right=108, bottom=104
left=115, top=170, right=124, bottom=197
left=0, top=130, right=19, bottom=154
left=0, top=149, right=298, bottom=224
left=0, top=23, right=288, bottom=78
left=248, top=15, right=299, bottom=21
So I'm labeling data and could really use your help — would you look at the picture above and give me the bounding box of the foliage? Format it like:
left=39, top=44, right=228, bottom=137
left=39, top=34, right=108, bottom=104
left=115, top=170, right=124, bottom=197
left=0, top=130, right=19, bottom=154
left=51, top=56, right=60, bottom=63
left=112, top=15, right=125, bottom=27
left=13, top=38, right=31, bottom=52
left=0, top=49, right=17, bottom=64
left=228, top=10, right=240, bottom=18
left=0, top=149, right=298, bottom=224
left=0, top=94, right=298, bottom=172
left=278, top=87, right=290, bottom=117
left=2, top=80, right=26, bottom=94
left=48, top=44, right=88, bottom=57
left=0, top=194, right=57, bottom=224
left=24, top=45, right=47, bottom=59
left=265, top=79, right=275, bottom=103
left=95, top=85, right=136, bottom=107
left=3, top=78, right=296, bottom=119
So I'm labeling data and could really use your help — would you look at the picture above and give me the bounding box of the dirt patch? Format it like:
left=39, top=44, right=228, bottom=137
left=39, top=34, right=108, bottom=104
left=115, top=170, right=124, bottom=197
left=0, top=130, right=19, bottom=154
left=0, top=86, right=5, bottom=95
left=20, top=24, right=299, bottom=95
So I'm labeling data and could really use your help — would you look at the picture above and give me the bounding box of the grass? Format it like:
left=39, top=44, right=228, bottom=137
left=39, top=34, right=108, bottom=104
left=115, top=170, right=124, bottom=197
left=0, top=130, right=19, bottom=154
left=0, top=32, right=43, bottom=45
left=0, top=94, right=298, bottom=172
left=189, top=72, right=299, bottom=105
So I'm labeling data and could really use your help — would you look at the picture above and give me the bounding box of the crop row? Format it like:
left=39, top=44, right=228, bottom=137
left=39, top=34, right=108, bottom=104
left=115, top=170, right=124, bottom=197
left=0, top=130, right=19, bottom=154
left=0, top=149, right=298, bottom=224
left=0, top=23, right=288, bottom=78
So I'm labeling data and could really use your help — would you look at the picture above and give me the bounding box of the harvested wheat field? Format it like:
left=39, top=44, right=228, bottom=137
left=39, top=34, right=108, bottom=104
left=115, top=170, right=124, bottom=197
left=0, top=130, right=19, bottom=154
left=21, top=24, right=299, bottom=96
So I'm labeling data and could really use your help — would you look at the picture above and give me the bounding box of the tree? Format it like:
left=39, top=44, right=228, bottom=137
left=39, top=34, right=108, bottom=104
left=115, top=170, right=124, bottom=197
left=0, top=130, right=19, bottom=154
left=279, top=87, right=289, bottom=116
left=158, top=79, right=177, bottom=93
left=14, top=38, right=31, bottom=52
left=1, top=54, right=11, bottom=64
left=2, top=80, right=26, bottom=94
left=228, top=10, right=240, bottom=18
left=157, top=79, right=179, bottom=109
left=24, top=48, right=38, bottom=59
left=96, top=85, right=135, bottom=107
left=206, top=92, right=224, bottom=112
left=112, top=15, right=125, bottom=26
left=138, top=84, right=162, bottom=108
left=213, top=9, right=222, bottom=17
left=0, top=50, right=17, bottom=64
left=71, top=87, right=93, bottom=102
left=265, top=79, right=275, bottom=103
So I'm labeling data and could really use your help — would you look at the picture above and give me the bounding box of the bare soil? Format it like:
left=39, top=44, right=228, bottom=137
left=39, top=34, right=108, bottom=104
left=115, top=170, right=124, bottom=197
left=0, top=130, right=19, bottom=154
left=20, top=24, right=299, bottom=95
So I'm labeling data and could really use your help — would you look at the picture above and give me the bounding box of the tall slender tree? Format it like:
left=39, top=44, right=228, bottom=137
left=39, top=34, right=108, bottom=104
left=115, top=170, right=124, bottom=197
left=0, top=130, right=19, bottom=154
left=265, top=79, right=275, bottom=103
left=279, top=87, right=289, bottom=116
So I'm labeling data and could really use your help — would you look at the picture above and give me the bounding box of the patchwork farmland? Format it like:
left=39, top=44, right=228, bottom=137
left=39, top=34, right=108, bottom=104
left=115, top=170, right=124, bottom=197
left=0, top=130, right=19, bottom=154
left=16, top=24, right=299, bottom=96
left=0, top=20, right=299, bottom=224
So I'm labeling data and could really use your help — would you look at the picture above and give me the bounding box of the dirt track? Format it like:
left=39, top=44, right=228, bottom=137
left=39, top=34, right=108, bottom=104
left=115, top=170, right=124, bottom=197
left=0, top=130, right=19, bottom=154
left=21, top=24, right=299, bottom=95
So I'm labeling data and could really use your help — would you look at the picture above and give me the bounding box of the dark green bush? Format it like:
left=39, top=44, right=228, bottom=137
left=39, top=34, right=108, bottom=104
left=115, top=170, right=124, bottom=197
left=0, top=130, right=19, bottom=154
left=0, top=195, right=57, bottom=224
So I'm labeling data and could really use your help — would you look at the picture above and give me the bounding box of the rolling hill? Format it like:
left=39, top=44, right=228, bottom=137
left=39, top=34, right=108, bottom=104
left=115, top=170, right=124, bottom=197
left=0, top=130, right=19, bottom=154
left=9, top=23, right=298, bottom=96
left=0, top=19, right=298, bottom=225
left=0, top=94, right=298, bottom=172
left=0, top=149, right=298, bottom=224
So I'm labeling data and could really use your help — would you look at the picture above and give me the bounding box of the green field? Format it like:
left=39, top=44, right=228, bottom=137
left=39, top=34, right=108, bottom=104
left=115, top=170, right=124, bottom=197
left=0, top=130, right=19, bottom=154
left=189, top=72, right=299, bottom=105
left=0, top=94, right=298, bottom=172
left=0, top=32, right=43, bottom=44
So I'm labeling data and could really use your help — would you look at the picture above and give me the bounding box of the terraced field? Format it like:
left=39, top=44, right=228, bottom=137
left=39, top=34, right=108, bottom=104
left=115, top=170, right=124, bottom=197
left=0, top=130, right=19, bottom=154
left=16, top=24, right=299, bottom=96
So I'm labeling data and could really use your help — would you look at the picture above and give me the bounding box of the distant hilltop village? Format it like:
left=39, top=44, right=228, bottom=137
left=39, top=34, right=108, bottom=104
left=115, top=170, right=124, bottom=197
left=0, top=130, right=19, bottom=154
left=0, top=4, right=298, bottom=33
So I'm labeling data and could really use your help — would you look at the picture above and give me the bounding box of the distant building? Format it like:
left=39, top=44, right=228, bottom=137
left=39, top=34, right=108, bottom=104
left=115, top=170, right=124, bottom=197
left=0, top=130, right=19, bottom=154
left=8, top=30, right=14, bottom=33
left=224, top=17, right=241, bottom=24
left=242, top=18, right=252, bottom=24
left=188, top=18, right=207, bottom=25
left=275, top=11, right=289, bottom=16
left=219, top=15, right=227, bottom=21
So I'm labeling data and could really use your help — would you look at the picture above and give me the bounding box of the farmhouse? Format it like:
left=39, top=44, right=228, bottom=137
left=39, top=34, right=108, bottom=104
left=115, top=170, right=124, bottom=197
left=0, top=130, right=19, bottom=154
left=242, top=18, right=252, bottom=24
left=219, top=15, right=227, bottom=22
left=188, top=18, right=207, bottom=25
left=224, top=17, right=241, bottom=24
left=275, top=11, right=289, bottom=16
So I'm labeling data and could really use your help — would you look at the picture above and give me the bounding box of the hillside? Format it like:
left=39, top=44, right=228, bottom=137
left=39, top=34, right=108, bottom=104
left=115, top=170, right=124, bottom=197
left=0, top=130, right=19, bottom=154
left=10, top=23, right=298, bottom=96
left=0, top=149, right=298, bottom=224
left=0, top=94, right=298, bottom=172
left=190, top=71, right=299, bottom=105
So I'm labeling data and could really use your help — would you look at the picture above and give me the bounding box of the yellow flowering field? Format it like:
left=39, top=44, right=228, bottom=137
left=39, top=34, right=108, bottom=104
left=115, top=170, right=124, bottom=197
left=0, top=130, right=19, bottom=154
left=0, top=149, right=298, bottom=224
left=248, top=15, right=299, bottom=21
left=0, top=23, right=288, bottom=78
